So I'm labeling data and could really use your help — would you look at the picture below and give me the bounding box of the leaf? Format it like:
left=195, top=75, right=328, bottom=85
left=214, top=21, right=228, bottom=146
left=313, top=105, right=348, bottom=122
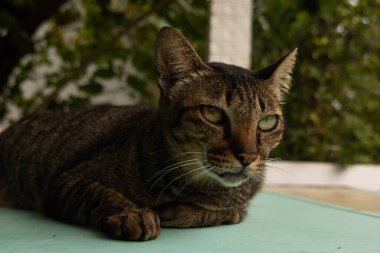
left=79, top=82, right=103, bottom=95
left=94, top=68, right=115, bottom=78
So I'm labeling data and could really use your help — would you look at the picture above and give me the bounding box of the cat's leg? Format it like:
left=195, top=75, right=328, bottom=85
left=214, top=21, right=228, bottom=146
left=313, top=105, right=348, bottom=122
left=156, top=202, right=246, bottom=228
left=45, top=173, right=160, bottom=241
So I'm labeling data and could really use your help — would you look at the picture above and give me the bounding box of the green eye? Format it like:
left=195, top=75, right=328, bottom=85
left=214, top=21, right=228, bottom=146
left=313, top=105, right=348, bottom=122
left=201, top=106, right=224, bottom=124
left=258, top=115, right=278, bottom=131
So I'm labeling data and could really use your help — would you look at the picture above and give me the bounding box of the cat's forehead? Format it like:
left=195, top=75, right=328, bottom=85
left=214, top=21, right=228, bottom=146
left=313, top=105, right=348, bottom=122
left=172, top=63, right=279, bottom=116
left=167, top=61, right=281, bottom=117
left=201, top=63, right=271, bottom=106
left=206, top=63, right=273, bottom=96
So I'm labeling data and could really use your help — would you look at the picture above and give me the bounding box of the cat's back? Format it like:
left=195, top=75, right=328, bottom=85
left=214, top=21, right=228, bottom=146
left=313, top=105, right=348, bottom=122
left=0, top=105, right=154, bottom=174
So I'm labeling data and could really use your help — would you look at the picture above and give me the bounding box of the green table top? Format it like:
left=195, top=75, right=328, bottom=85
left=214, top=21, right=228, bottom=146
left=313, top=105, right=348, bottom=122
left=1, top=191, right=379, bottom=253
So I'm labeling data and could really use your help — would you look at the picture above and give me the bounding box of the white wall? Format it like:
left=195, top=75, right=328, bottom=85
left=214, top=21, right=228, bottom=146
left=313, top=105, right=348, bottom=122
left=208, top=0, right=252, bottom=68
left=266, top=161, right=380, bottom=194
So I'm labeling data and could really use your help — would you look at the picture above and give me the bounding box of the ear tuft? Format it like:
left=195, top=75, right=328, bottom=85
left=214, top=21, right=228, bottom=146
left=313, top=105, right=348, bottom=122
left=255, top=48, right=298, bottom=102
left=274, top=48, right=297, bottom=97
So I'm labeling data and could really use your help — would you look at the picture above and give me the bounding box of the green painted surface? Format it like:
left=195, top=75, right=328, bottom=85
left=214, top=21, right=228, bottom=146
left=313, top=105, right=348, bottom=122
left=1, top=191, right=379, bottom=253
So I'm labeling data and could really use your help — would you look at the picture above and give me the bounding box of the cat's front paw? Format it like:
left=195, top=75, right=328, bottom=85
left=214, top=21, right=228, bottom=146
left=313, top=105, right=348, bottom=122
left=156, top=202, right=246, bottom=228
left=103, top=208, right=160, bottom=241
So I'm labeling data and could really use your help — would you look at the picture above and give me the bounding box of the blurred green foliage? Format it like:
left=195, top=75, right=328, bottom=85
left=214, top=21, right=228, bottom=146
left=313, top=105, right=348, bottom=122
left=252, top=0, right=380, bottom=163
left=1, top=0, right=379, bottom=164
left=1, top=0, right=209, bottom=117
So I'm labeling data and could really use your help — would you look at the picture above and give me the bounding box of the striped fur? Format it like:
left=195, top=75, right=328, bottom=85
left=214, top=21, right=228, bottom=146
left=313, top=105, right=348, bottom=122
left=0, top=27, right=296, bottom=240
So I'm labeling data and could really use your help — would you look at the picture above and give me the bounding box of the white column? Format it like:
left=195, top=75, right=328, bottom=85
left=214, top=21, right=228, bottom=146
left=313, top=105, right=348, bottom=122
left=208, top=0, right=253, bottom=69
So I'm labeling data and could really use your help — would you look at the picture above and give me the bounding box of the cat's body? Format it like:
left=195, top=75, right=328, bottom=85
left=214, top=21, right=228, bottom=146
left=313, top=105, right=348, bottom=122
left=0, top=27, right=296, bottom=240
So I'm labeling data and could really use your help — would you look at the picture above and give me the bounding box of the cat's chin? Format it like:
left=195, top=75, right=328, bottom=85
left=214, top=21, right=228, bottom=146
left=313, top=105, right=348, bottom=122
left=206, top=168, right=249, bottom=188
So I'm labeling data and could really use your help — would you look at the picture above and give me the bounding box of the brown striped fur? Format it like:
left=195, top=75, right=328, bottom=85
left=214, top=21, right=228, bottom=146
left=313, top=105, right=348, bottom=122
left=0, top=27, right=296, bottom=240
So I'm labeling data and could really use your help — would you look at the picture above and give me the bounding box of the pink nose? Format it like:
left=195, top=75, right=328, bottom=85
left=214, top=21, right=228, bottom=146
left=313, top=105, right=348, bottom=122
left=237, top=152, right=257, bottom=167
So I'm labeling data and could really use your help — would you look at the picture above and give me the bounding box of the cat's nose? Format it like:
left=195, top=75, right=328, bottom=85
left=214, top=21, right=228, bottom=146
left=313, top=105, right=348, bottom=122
left=237, top=151, right=257, bottom=167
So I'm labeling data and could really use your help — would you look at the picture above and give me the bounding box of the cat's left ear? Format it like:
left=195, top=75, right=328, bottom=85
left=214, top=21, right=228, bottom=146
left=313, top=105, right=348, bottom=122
left=155, top=27, right=211, bottom=92
left=255, top=48, right=298, bottom=102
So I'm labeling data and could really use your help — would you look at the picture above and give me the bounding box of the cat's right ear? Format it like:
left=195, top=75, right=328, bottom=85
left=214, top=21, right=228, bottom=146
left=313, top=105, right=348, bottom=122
left=255, top=49, right=297, bottom=103
left=155, top=27, right=211, bottom=91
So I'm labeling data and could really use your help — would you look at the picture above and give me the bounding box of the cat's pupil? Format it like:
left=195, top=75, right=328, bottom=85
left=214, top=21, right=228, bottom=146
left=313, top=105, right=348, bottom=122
left=258, top=115, right=278, bottom=131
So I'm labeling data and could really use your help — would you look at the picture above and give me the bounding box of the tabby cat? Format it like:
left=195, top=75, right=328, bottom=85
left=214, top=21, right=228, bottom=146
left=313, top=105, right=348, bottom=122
left=0, top=27, right=296, bottom=241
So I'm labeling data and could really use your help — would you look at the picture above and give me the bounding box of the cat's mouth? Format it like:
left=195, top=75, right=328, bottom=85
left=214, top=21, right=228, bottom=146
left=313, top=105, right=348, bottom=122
left=208, top=167, right=249, bottom=187
left=215, top=169, right=247, bottom=181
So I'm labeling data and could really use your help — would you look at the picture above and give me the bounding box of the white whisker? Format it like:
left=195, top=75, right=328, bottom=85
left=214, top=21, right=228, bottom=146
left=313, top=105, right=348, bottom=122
left=148, top=158, right=201, bottom=180
left=148, top=160, right=208, bottom=191
left=175, top=165, right=214, bottom=196
left=160, top=151, right=205, bottom=165
left=265, top=157, right=282, bottom=162
left=265, top=164, right=300, bottom=181
left=155, top=165, right=209, bottom=204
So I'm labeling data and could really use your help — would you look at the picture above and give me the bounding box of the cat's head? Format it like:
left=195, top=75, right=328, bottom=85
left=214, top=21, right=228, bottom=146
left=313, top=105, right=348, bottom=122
left=155, top=27, right=297, bottom=188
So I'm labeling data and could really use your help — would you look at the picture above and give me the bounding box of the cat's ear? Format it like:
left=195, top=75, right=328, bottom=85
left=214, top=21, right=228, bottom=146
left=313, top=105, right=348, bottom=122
left=255, top=48, right=297, bottom=102
left=155, top=27, right=211, bottom=90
